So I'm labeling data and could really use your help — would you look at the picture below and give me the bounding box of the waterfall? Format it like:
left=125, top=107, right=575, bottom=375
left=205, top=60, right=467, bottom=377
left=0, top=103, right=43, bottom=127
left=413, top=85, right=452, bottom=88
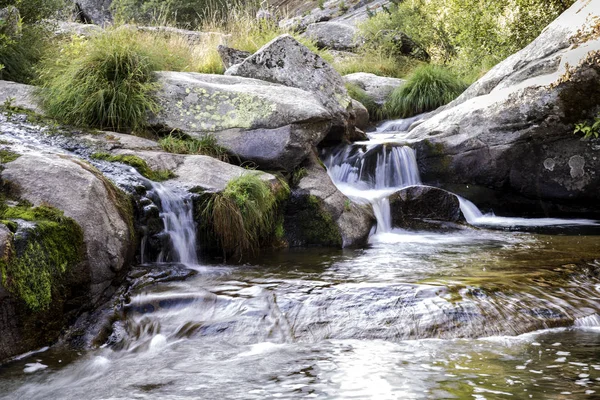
left=148, top=182, right=199, bottom=266
left=324, top=144, right=421, bottom=233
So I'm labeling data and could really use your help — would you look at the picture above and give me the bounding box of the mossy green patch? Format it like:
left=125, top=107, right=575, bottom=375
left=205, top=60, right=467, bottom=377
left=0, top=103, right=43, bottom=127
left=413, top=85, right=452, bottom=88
left=0, top=205, right=84, bottom=312
left=0, top=149, right=20, bottom=164
left=158, top=133, right=231, bottom=162
left=91, top=152, right=175, bottom=182
left=289, top=195, right=342, bottom=248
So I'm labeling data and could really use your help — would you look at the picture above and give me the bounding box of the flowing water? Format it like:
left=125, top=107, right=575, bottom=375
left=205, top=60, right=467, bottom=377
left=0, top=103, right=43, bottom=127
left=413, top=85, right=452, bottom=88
left=1, top=115, right=600, bottom=399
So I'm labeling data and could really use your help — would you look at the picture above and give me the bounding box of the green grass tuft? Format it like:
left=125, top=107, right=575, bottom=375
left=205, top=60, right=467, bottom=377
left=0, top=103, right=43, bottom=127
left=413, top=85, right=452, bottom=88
left=383, top=64, right=467, bottom=118
left=199, top=173, right=287, bottom=260
left=37, top=29, right=194, bottom=132
left=159, top=133, right=231, bottom=162
left=91, top=152, right=175, bottom=181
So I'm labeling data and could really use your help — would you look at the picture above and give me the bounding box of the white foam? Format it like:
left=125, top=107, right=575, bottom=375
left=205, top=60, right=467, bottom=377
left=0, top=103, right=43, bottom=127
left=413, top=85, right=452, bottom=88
left=23, top=363, right=48, bottom=373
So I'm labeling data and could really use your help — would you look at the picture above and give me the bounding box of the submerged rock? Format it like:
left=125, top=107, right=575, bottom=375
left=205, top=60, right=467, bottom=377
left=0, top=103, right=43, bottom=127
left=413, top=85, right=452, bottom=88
left=150, top=72, right=332, bottom=172
left=388, top=185, right=466, bottom=230
left=343, top=73, right=405, bottom=105
left=408, top=0, right=600, bottom=216
left=226, top=35, right=356, bottom=143
left=284, top=151, right=374, bottom=248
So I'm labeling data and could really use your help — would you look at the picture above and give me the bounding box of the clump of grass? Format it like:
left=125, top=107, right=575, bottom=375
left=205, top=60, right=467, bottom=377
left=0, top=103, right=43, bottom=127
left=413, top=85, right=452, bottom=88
left=159, top=133, right=230, bottom=162
left=37, top=28, right=196, bottom=132
left=0, top=204, right=84, bottom=311
left=200, top=173, right=288, bottom=260
left=345, top=82, right=383, bottom=121
left=91, top=152, right=175, bottom=181
left=383, top=64, right=467, bottom=118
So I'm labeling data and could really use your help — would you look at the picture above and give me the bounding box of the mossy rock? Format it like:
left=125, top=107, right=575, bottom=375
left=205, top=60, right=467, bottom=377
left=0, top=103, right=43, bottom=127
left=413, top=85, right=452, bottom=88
left=284, top=192, right=343, bottom=247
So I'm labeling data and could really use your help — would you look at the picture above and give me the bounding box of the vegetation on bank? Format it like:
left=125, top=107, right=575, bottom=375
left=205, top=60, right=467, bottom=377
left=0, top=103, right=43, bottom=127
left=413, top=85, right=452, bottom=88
left=159, top=133, right=231, bottom=162
left=91, top=152, right=175, bottom=181
left=383, top=65, right=467, bottom=118
left=0, top=203, right=84, bottom=311
left=38, top=29, right=198, bottom=132
left=198, top=173, right=289, bottom=260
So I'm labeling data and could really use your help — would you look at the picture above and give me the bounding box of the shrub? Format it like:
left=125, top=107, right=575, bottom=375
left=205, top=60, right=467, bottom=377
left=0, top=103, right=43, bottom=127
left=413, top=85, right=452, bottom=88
left=199, top=173, right=288, bottom=260
left=159, top=133, right=231, bottom=162
left=38, top=29, right=195, bottom=132
left=383, top=64, right=467, bottom=118
left=360, top=0, right=576, bottom=81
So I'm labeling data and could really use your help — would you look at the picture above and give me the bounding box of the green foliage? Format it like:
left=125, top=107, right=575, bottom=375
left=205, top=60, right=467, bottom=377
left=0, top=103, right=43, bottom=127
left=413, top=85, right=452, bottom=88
left=360, top=0, right=576, bottom=81
left=318, top=0, right=325, bottom=10
left=159, top=133, right=231, bottom=162
left=574, top=116, right=600, bottom=139
left=291, top=167, right=308, bottom=187
left=0, top=0, right=68, bottom=23
left=0, top=204, right=84, bottom=311
left=91, top=152, right=175, bottom=181
left=38, top=29, right=194, bottom=132
left=200, top=173, right=287, bottom=260
left=0, top=148, right=20, bottom=163
left=383, top=64, right=467, bottom=118
left=112, top=0, right=247, bottom=28
left=345, top=82, right=383, bottom=121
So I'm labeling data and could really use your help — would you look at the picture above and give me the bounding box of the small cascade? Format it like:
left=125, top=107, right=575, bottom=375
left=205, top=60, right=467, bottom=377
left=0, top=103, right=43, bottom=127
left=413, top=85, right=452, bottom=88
left=376, top=114, right=424, bottom=133
left=147, top=182, right=199, bottom=266
left=324, top=144, right=421, bottom=233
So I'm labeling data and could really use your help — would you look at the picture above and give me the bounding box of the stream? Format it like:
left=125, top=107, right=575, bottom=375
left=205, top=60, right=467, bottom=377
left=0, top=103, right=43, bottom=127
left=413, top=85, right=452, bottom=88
left=1, top=115, right=600, bottom=399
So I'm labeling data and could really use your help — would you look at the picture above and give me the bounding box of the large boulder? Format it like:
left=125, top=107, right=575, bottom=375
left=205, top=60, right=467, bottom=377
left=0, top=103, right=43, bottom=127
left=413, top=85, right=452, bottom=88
left=2, top=153, right=134, bottom=302
left=303, top=21, right=363, bottom=51
left=0, top=81, right=42, bottom=114
left=150, top=72, right=332, bottom=172
left=53, top=21, right=103, bottom=37
left=0, top=151, right=134, bottom=362
left=406, top=0, right=600, bottom=217
left=284, top=151, right=374, bottom=248
left=131, top=26, right=230, bottom=46
left=226, top=35, right=355, bottom=142
left=73, top=0, right=113, bottom=25
left=389, top=185, right=466, bottom=230
left=344, top=72, right=405, bottom=105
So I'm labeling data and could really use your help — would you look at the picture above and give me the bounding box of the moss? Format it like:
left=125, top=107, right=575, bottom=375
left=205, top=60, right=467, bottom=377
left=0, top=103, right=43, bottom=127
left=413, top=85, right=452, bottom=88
left=291, top=195, right=342, bottom=247
left=197, top=173, right=287, bottom=260
left=158, top=133, right=231, bottom=162
left=91, top=152, right=175, bottom=182
left=0, top=204, right=84, bottom=312
left=0, top=149, right=20, bottom=164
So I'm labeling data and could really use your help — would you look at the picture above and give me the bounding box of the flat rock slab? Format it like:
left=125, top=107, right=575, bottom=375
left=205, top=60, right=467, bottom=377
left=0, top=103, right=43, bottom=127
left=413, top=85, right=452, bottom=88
left=343, top=73, right=405, bottom=105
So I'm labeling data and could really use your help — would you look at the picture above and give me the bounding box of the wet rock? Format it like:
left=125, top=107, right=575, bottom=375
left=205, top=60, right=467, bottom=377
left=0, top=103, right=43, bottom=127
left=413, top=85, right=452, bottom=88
left=73, top=0, right=113, bottom=25
left=0, top=80, right=42, bottom=114
left=343, top=72, right=405, bottom=105
left=388, top=185, right=466, bottom=230
left=0, top=6, right=21, bottom=37
left=407, top=0, right=600, bottom=216
left=2, top=153, right=135, bottom=302
left=226, top=35, right=355, bottom=143
left=81, top=132, right=162, bottom=152
left=217, top=45, right=252, bottom=69
left=110, top=149, right=279, bottom=193
left=150, top=71, right=332, bottom=171
left=303, top=21, right=363, bottom=51
left=352, top=99, right=369, bottom=131
left=284, top=151, right=374, bottom=248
